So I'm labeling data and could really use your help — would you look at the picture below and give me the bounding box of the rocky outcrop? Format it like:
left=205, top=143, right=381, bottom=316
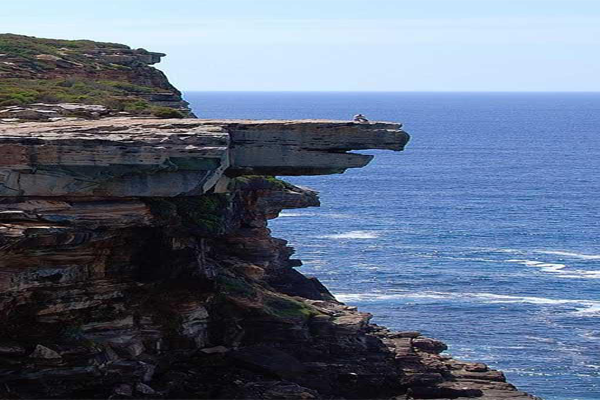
left=0, top=116, right=539, bottom=399
left=0, top=34, right=194, bottom=116
left=0, top=103, right=112, bottom=122
left=0, top=118, right=408, bottom=197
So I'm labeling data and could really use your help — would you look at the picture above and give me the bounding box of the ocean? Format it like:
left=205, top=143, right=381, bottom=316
left=185, top=92, right=600, bottom=400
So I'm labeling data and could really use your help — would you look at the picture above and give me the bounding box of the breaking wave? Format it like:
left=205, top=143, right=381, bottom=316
left=534, top=250, right=600, bottom=260
left=278, top=211, right=352, bottom=219
left=334, top=291, right=600, bottom=315
left=319, top=230, right=380, bottom=240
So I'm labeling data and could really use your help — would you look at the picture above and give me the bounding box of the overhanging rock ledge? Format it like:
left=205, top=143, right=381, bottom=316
left=0, top=118, right=409, bottom=197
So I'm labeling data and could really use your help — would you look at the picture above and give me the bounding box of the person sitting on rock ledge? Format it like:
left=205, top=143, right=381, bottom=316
left=353, top=113, right=369, bottom=123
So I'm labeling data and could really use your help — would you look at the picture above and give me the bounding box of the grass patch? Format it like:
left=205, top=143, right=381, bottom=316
left=230, top=175, right=292, bottom=191
left=217, top=275, right=257, bottom=298
left=0, top=34, right=185, bottom=116
left=264, top=295, right=319, bottom=320
left=153, top=107, right=185, bottom=119
left=173, top=195, right=224, bottom=233
left=0, top=33, right=128, bottom=58
left=0, top=78, right=160, bottom=110
left=0, top=33, right=131, bottom=72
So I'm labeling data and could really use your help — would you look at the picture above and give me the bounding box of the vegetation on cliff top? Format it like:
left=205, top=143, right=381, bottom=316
left=0, top=34, right=185, bottom=117
left=0, top=34, right=144, bottom=77
left=0, top=78, right=159, bottom=110
left=0, top=33, right=128, bottom=59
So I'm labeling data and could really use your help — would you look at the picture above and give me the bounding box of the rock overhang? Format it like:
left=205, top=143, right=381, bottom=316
left=0, top=118, right=409, bottom=197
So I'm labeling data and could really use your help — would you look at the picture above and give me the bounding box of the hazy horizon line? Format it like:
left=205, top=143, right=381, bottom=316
left=182, top=90, right=600, bottom=94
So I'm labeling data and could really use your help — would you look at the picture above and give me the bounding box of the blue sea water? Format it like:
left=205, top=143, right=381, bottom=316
left=185, top=92, right=600, bottom=400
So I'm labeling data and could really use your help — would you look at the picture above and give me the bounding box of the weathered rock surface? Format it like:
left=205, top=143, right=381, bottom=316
left=0, top=117, right=539, bottom=399
left=0, top=103, right=111, bottom=122
left=0, top=118, right=408, bottom=197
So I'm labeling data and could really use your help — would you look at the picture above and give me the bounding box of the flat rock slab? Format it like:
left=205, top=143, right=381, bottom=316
left=0, top=118, right=408, bottom=196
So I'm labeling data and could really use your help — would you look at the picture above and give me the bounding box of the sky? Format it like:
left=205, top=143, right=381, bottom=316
left=2, top=0, right=600, bottom=91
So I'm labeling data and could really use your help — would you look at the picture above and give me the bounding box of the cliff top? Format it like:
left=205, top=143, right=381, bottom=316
left=0, top=117, right=408, bottom=196
left=0, top=33, right=164, bottom=77
left=0, top=34, right=191, bottom=117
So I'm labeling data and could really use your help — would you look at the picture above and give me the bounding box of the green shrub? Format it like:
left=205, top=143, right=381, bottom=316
left=217, top=275, right=257, bottom=298
left=0, top=78, right=164, bottom=114
left=264, top=295, right=318, bottom=319
left=152, top=107, right=185, bottom=119
left=124, top=100, right=150, bottom=112
left=0, top=99, right=23, bottom=106
left=0, top=33, right=129, bottom=60
left=230, top=175, right=291, bottom=191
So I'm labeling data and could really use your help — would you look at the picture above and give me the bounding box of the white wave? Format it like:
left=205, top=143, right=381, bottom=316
left=469, top=293, right=600, bottom=316
left=334, top=291, right=451, bottom=303
left=470, top=293, right=581, bottom=305
left=506, top=259, right=567, bottom=273
left=402, top=292, right=455, bottom=300
left=579, top=331, right=600, bottom=340
left=494, top=248, right=526, bottom=254
left=324, top=213, right=352, bottom=219
left=556, top=270, right=600, bottom=279
left=507, top=258, right=599, bottom=278
left=535, top=250, right=600, bottom=260
left=526, top=336, right=557, bottom=344
left=335, top=293, right=400, bottom=302
left=421, top=254, right=502, bottom=263
left=278, top=211, right=352, bottom=219
left=319, top=230, right=380, bottom=240
left=278, top=212, right=310, bottom=217
left=500, top=369, right=557, bottom=377
left=507, top=259, right=565, bottom=268
left=490, top=247, right=600, bottom=261
left=335, top=291, right=600, bottom=315
left=579, top=271, right=600, bottom=278
left=334, top=293, right=372, bottom=302
left=573, top=304, right=600, bottom=316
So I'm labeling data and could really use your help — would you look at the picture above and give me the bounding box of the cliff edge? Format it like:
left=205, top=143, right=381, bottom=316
left=0, top=35, right=540, bottom=400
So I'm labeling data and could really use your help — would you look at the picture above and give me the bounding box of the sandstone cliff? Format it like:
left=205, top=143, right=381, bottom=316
left=0, top=35, right=540, bottom=400
left=0, top=117, right=538, bottom=399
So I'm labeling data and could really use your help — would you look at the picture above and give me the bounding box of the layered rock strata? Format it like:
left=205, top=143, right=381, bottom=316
left=0, top=118, right=408, bottom=197
left=0, top=118, right=538, bottom=399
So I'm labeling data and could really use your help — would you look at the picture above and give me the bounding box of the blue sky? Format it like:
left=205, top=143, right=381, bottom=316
left=3, top=0, right=600, bottom=91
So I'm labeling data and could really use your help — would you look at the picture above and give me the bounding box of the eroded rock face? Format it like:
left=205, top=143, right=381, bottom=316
left=0, top=118, right=538, bottom=400
left=0, top=118, right=408, bottom=197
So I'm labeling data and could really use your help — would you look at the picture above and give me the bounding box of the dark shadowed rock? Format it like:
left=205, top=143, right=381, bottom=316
left=229, top=345, right=307, bottom=379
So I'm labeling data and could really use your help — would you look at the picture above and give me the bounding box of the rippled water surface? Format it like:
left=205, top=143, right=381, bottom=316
left=186, top=92, right=600, bottom=400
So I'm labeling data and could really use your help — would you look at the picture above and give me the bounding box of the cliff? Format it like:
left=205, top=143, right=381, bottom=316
left=0, top=35, right=539, bottom=400
left=0, top=34, right=193, bottom=117
left=0, top=118, right=538, bottom=399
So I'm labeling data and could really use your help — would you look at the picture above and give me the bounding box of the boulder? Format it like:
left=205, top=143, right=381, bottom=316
left=29, top=345, right=62, bottom=359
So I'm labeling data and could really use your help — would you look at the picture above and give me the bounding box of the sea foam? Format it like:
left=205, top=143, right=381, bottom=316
left=320, top=230, right=380, bottom=240
left=535, top=250, right=600, bottom=260
left=334, top=291, right=600, bottom=313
